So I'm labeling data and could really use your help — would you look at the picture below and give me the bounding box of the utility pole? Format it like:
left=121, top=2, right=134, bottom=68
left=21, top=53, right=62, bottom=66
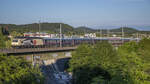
left=136, top=32, right=139, bottom=42
left=100, top=28, right=102, bottom=38
left=84, top=29, right=85, bottom=34
left=107, top=28, right=110, bottom=38
left=99, top=29, right=101, bottom=38
left=60, top=24, right=62, bottom=47
left=122, top=26, right=124, bottom=43
left=137, top=32, right=139, bottom=38
left=39, top=20, right=41, bottom=33
left=84, top=24, right=86, bottom=37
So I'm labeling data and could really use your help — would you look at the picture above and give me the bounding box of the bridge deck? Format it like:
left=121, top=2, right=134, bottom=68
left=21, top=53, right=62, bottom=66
left=0, top=47, right=77, bottom=54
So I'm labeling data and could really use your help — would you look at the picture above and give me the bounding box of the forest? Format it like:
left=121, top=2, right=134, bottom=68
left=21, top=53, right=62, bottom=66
left=0, top=27, right=44, bottom=84
left=68, top=38, right=150, bottom=84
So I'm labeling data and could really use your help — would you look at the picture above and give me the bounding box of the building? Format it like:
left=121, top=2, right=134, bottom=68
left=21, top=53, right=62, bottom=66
left=84, top=33, right=96, bottom=38
left=24, top=32, right=66, bottom=38
left=24, top=32, right=50, bottom=37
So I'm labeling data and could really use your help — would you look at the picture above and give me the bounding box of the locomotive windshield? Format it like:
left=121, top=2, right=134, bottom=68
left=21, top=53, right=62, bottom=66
left=12, top=39, right=18, bottom=42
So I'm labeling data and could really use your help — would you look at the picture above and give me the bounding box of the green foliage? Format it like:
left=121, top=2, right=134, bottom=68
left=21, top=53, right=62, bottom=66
left=0, top=27, right=11, bottom=48
left=138, top=38, right=150, bottom=57
left=0, top=23, right=74, bottom=35
left=0, top=23, right=145, bottom=36
left=69, top=40, right=150, bottom=84
left=0, top=54, right=44, bottom=84
left=10, top=31, right=23, bottom=37
left=138, top=38, right=150, bottom=76
left=1, top=26, right=9, bottom=35
left=69, top=44, right=97, bottom=84
left=118, top=41, right=139, bottom=53
left=91, top=76, right=109, bottom=84
left=110, top=27, right=139, bottom=33
left=117, top=46, right=149, bottom=84
left=5, top=39, right=11, bottom=48
left=69, top=42, right=115, bottom=84
left=0, top=27, right=6, bottom=48
left=69, top=44, right=93, bottom=71
left=93, top=41, right=117, bottom=69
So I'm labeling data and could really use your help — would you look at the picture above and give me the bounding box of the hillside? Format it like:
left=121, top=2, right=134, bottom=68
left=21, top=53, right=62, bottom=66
left=75, top=27, right=140, bottom=34
left=0, top=23, right=149, bottom=35
left=0, top=23, right=74, bottom=34
left=74, top=26, right=97, bottom=34
left=110, top=27, right=139, bottom=33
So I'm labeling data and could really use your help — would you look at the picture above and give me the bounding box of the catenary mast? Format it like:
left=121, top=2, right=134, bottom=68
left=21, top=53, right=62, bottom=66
left=39, top=20, right=41, bottom=33
left=60, top=24, right=62, bottom=47
left=122, top=25, right=124, bottom=43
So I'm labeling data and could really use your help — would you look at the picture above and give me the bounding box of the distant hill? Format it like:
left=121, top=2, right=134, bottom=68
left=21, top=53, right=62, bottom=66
left=0, top=23, right=74, bottom=34
left=74, top=26, right=97, bottom=34
left=110, top=27, right=139, bottom=33
left=75, top=27, right=140, bottom=34
left=0, top=23, right=149, bottom=35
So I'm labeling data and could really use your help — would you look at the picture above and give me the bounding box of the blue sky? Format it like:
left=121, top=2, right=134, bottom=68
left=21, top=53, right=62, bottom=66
left=0, top=0, right=150, bottom=30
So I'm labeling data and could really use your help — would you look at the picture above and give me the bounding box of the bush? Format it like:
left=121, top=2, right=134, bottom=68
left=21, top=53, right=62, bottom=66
left=69, top=40, right=150, bottom=84
left=0, top=54, right=44, bottom=84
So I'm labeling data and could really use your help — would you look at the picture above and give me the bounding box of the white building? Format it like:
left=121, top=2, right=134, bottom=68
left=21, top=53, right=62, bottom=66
left=84, top=33, right=96, bottom=38
left=24, top=32, right=66, bottom=38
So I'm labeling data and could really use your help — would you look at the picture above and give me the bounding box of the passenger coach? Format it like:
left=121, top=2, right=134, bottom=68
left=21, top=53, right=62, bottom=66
left=11, top=37, right=140, bottom=48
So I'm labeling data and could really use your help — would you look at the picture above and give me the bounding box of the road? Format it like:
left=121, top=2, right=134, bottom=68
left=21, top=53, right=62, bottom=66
left=40, top=59, right=71, bottom=84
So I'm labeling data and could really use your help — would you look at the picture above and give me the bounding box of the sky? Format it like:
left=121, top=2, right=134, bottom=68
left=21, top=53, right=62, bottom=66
left=0, top=0, right=150, bottom=30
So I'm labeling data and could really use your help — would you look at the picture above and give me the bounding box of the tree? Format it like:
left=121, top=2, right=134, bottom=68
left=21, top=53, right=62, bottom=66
left=69, top=41, right=116, bottom=84
left=0, top=27, right=6, bottom=48
left=2, top=26, right=9, bottom=35
left=115, top=41, right=150, bottom=84
left=138, top=38, right=150, bottom=77
left=93, top=41, right=118, bottom=70
left=91, top=76, right=108, bottom=84
left=90, top=41, right=150, bottom=84
left=10, top=31, right=22, bottom=37
left=69, top=40, right=150, bottom=84
left=69, top=44, right=94, bottom=84
left=0, top=54, right=44, bottom=84
left=138, top=38, right=150, bottom=62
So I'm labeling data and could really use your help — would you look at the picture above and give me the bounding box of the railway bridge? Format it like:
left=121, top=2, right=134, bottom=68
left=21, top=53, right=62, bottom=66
left=0, top=47, right=76, bottom=55
left=0, top=47, right=75, bottom=63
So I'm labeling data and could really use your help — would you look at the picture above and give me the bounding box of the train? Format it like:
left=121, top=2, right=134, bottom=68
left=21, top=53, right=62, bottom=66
left=11, top=37, right=44, bottom=48
left=11, top=37, right=140, bottom=48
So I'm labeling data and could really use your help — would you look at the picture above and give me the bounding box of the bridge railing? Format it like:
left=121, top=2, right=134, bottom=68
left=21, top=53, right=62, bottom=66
left=0, top=47, right=77, bottom=54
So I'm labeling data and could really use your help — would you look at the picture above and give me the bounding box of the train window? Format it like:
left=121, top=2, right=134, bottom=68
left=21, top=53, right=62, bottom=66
left=12, top=40, right=18, bottom=42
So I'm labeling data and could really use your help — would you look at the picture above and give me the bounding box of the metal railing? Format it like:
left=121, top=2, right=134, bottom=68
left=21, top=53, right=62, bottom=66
left=0, top=47, right=77, bottom=54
